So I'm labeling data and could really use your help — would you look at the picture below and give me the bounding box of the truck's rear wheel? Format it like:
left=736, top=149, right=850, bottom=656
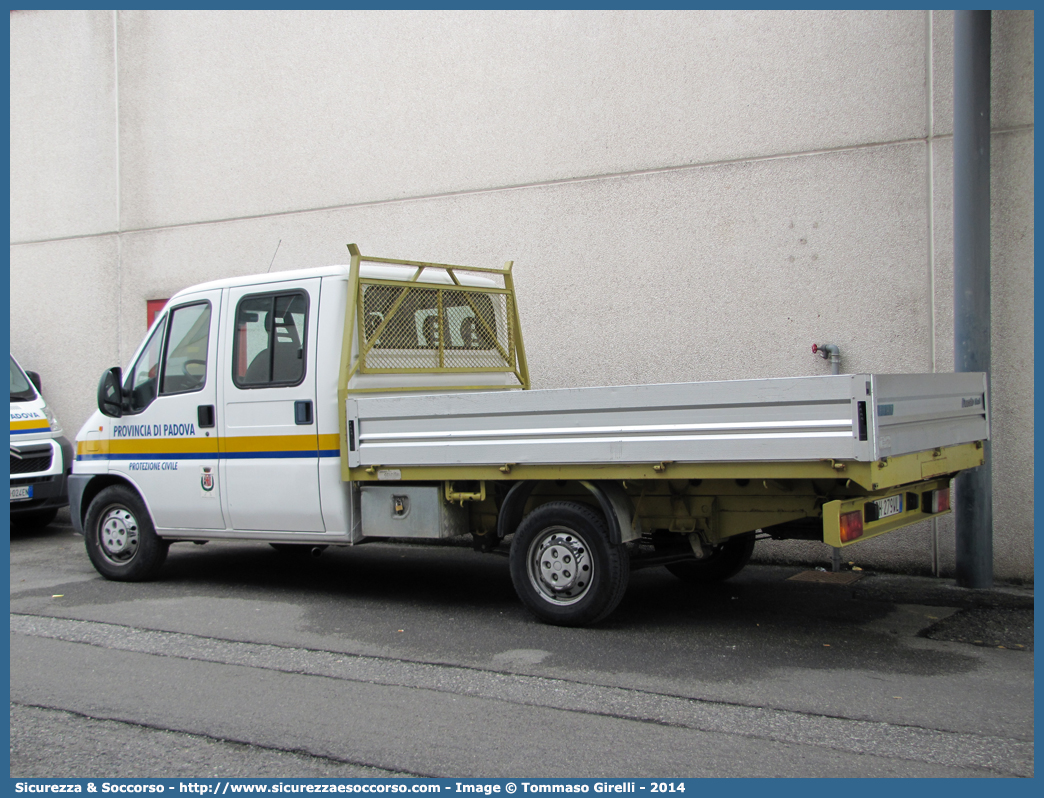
left=509, top=501, right=629, bottom=626
left=663, top=533, right=755, bottom=584
left=269, top=543, right=328, bottom=555
left=84, top=485, right=168, bottom=581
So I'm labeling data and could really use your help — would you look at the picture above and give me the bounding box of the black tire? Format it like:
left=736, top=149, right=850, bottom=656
left=12, top=508, right=59, bottom=529
left=509, top=501, right=629, bottom=627
left=664, top=533, right=755, bottom=584
left=269, top=543, right=327, bottom=555
left=84, top=485, right=168, bottom=581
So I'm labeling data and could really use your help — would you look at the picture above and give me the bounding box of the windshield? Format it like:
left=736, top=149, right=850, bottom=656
left=10, top=355, right=37, bottom=403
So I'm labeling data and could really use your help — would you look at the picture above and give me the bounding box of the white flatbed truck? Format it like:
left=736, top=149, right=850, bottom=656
left=70, top=245, right=989, bottom=625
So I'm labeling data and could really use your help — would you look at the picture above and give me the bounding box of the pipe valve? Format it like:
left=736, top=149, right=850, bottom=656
left=812, top=343, right=842, bottom=375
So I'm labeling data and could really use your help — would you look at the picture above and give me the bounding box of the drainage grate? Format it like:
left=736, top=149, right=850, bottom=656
left=787, top=570, right=866, bottom=585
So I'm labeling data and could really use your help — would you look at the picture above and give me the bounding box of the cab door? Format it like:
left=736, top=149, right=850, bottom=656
left=219, top=278, right=324, bottom=532
left=113, top=290, right=225, bottom=531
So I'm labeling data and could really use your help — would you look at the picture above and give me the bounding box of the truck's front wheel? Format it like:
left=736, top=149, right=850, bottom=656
left=509, top=501, right=629, bottom=626
left=84, top=485, right=169, bottom=581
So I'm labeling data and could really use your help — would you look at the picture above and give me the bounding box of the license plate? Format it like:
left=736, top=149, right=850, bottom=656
left=10, top=485, right=33, bottom=502
left=872, top=494, right=903, bottom=519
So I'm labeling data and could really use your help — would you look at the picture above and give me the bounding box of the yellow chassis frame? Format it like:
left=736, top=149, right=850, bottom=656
left=347, top=442, right=984, bottom=492
left=346, top=443, right=983, bottom=547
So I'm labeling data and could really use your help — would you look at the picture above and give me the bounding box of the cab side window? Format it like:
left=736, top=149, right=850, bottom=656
left=160, top=302, right=212, bottom=396
left=123, top=301, right=213, bottom=415
left=124, top=317, right=166, bottom=414
left=232, top=292, right=308, bottom=388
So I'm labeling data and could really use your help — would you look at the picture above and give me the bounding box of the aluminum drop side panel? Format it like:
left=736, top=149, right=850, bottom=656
left=348, top=374, right=876, bottom=467
left=347, top=373, right=987, bottom=468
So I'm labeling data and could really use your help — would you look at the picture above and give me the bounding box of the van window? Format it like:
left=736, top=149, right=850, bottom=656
left=124, top=317, right=167, bottom=413
left=232, top=292, right=308, bottom=388
left=160, top=302, right=211, bottom=395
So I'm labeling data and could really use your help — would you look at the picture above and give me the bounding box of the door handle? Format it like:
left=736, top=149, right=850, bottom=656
left=294, top=400, right=313, bottom=426
left=198, top=405, right=215, bottom=428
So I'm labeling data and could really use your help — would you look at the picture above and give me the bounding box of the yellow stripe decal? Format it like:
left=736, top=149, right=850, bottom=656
left=76, top=434, right=341, bottom=461
left=11, top=418, right=50, bottom=433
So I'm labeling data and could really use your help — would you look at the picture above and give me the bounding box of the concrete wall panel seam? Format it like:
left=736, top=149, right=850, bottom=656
left=24, top=138, right=946, bottom=243
left=926, top=10, right=937, bottom=375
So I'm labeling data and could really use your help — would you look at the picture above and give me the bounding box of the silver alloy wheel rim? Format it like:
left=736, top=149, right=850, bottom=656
left=527, top=525, right=593, bottom=606
left=99, top=506, right=140, bottom=565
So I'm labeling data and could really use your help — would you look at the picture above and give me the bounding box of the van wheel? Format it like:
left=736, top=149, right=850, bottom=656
left=84, top=485, right=168, bottom=581
left=664, top=533, right=755, bottom=584
left=509, top=501, right=629, bottom=627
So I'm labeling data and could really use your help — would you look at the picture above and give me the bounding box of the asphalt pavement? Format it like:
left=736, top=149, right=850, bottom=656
left=9, top=510, right=1034, bottom=778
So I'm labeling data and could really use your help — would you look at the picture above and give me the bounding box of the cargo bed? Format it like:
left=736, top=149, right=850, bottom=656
left=346, top=372, right=989, bottom=469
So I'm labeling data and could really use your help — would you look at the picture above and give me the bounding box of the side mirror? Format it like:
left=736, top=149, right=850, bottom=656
left=26, top=370, right=42, bottom=392
left=97, top=367, right=124, bottom=418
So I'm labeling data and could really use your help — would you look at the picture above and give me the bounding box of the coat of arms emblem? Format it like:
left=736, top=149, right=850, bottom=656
left=200, top=467, right=215, bottom=495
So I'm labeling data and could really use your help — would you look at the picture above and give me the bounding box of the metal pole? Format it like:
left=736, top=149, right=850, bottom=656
left=812, top=343, right=844, bottom=571
left=953, top=10, right=992, bottom=588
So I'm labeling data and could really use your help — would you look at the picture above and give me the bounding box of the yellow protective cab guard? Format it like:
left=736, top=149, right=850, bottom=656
left=823, top=477, right=952, bottom=548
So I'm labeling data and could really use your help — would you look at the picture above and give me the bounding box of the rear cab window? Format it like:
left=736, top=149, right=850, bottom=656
left=232, top=291, right=309, bottom=388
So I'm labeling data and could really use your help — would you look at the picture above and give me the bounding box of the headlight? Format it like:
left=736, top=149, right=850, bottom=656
left=43, top=405, right=63, bottom=436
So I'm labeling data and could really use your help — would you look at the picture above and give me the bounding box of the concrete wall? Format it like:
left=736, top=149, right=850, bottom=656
left=9, top=10, right=1033, bottom=580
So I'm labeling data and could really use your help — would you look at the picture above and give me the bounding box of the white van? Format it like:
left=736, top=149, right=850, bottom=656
left=10, top=354, right=72, bottom=527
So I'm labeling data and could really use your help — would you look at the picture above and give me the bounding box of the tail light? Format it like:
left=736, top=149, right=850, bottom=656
left=924, top=487, right=951, bottom=514
left=840, top=510, right=863, bottom=542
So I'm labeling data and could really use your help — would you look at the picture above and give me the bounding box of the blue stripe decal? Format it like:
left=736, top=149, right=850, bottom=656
left=222, top=451, right=323, bottom=460
left=76, top=452, right=217, bottom=462
left=11, top=428, right=50, bottom=435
